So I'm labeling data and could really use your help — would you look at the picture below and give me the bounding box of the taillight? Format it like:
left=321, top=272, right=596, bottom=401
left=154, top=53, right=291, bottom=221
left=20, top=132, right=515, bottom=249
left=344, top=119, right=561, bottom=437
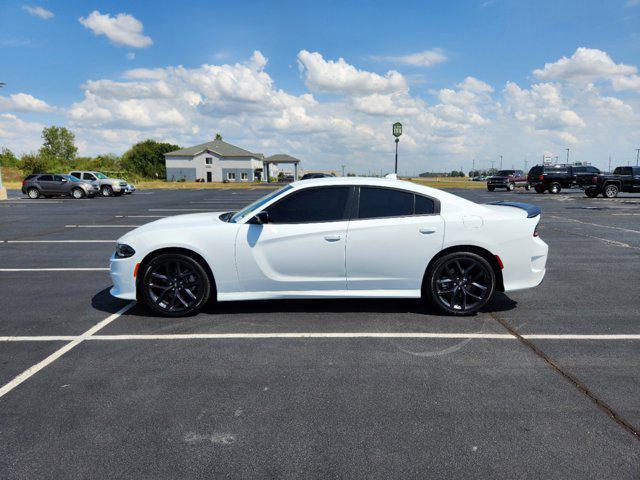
left=592, top=175, right=598, bottom=183
left=538, top=175, right=544, bottom=180
left=534, top=225, right=540, bottom=237
left=495, top=255, right=504, bottom=269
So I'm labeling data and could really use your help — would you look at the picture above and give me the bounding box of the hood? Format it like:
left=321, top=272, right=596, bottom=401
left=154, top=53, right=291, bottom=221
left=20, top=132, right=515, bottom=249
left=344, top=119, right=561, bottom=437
left=118, top=211, right=228, bottom=242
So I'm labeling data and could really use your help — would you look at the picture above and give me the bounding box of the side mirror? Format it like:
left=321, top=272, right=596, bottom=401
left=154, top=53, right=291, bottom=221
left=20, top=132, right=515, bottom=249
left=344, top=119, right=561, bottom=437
left=250, top=211, right=269, bottom=224
left=61, top=178, right=68, bottom=183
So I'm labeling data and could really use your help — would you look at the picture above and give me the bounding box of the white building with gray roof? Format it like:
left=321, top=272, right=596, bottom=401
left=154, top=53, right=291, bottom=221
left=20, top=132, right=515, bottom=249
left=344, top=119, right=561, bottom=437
left=164, top=138, right=302, bottom=183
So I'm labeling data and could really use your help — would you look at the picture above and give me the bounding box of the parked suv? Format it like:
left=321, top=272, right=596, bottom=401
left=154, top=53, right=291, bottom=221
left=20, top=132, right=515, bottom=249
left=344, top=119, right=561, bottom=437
left=584, top=166, right=640, bottom=198
left=69, top=171, right=130, bottom=197
left=486, top=170, right=529, bottom=191
left=22, top=173, right=98, bottom=199
left=527, top=164, right=600, bottom=194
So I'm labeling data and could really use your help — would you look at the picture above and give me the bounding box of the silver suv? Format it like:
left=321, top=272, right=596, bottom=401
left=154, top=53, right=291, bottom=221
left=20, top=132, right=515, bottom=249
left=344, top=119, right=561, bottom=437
left=69, top=171, right=131, bottom=197
left=22, top=173, right=98, bottom=199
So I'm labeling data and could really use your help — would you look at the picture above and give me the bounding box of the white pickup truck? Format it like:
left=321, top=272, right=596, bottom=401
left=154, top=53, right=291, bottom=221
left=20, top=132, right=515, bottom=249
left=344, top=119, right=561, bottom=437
left=69, top=171, right=134, bottom=196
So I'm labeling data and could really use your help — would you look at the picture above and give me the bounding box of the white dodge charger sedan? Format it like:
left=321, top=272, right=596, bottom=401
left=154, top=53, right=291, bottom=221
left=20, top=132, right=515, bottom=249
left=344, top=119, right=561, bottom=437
left=110, top=177, right=548, bottom=316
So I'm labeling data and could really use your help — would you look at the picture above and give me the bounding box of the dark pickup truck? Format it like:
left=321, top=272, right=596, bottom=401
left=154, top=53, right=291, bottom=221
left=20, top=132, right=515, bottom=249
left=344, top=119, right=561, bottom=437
left=486, top=170, right=529, bottom=191
left=584, top=166, right=640, bottom=198
left=528, top=164, right=600, bottom=194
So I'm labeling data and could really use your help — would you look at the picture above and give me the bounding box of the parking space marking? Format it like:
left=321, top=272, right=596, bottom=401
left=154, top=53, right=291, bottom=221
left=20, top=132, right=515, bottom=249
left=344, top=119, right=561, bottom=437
left=0, top=268, right=109, bottom=271
left=0, top=333, right=638, bottom=341
left=148, top=208, right=216, bottom=212
left=65, top=224, right=142, bottom=228
left=548, top=215, right=640, bottom=234
left=115, top=215, right=166, bottom=218
left=0, top=302, right=134, bottom=399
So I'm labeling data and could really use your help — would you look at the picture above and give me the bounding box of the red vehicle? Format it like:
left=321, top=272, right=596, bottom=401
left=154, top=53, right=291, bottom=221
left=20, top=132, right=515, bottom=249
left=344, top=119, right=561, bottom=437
left=486, top=170, right=530, bottom=192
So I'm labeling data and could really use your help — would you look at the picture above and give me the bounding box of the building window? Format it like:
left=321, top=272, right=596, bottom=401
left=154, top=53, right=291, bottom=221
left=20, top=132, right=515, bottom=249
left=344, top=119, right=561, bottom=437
left=227, top=172, right=236, bottom=181
left=205, top=157, right=213, bottom=166
left=241, top=172, right=248, bottom=181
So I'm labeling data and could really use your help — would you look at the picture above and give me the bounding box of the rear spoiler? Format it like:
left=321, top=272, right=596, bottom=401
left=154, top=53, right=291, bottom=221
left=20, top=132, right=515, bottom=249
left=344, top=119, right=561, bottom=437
left=487, top=201, right=541, bottom=218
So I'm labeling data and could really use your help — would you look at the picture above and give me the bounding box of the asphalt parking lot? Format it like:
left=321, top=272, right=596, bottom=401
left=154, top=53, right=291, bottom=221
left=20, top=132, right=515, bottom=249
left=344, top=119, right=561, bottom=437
left=0, top=186, right=638, bottom=478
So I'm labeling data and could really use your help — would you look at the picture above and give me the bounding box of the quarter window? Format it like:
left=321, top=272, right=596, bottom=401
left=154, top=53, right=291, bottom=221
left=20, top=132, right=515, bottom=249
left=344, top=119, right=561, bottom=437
left=266, top=187, right=350, bottom=224
left=415, top=195, right=435, bottom=215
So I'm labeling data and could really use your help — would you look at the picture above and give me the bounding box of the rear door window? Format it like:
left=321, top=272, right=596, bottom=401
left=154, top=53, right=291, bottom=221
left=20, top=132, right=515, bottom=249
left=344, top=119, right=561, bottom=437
left=38, top=175, right=53, bottom=181
left=83, top=173, right=96, bottom=181
left=53, top=175, right=64, bottom=182
left=70, top=171, right=81, bottom=178
left=358, top=187, right=414, bottom=219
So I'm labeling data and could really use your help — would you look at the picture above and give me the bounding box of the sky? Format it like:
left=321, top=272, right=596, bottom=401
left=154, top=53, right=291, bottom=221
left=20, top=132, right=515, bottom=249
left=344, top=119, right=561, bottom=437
left=1, top=0, right=639, bottom=174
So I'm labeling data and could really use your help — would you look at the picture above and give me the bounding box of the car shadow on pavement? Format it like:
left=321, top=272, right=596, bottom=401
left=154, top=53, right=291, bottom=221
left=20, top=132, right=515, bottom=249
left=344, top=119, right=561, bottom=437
left=91, top=288, right=517, bottom=318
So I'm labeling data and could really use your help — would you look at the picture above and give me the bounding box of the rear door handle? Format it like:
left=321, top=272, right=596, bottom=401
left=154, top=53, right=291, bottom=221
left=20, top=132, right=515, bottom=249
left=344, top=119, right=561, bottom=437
left=419, top=228, right=436, bottom=234
left=324, top=234, right=342, bottom=242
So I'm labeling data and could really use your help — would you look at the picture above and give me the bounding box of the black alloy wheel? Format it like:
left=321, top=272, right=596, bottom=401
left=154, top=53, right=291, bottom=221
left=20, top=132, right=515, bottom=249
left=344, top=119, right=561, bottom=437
left=426, top=252, right=496, bottom=316
left=141, top=253, right=211, bottom=316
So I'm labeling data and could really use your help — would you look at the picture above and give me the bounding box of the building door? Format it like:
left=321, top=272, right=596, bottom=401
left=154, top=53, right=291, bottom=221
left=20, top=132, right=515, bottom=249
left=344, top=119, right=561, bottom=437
left=206, top=172, right=212, bottom=183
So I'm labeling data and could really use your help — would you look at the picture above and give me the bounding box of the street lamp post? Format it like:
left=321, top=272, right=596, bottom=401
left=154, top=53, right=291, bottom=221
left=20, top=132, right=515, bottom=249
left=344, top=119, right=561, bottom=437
left=392, top=122, right=402, bottom=174
left=499, top=155, right=503, bottom=169
left=636, top=148, right=639, bottom=167
left=566, top=148, right=570, bottom=163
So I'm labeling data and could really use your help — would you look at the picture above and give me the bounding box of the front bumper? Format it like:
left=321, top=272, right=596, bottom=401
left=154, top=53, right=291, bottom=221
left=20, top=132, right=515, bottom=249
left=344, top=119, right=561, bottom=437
left=488, top=181, right=508, bottom=188
left=109, top=253, right=137, bottom=300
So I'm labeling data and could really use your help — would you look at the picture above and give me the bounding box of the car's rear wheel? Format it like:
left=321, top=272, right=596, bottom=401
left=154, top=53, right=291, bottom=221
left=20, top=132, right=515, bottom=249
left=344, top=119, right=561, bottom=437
left=141, top=253, right=211, bottom=317
left=424, top=252, right=496, bottom=316
left=548, top=183, right=561, bottom=194
left=487, top=186, right=495, bottom=192
left=27, top=187, right=40, bottom=199
left=507, top=182, right=515, bottom=191
left=534, top=185, right=545, bottom=194
left=71, top=187, right=85, bottom=199
left=603, top=183, right=619, bottom=198
left=585, top=189, right=599, bottom=198
left=101, top=185, right=113, bottom=197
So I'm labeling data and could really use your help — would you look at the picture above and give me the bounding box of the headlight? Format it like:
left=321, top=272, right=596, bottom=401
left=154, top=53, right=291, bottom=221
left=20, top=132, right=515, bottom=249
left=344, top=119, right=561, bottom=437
left=115, top=243, right=136, bottom=258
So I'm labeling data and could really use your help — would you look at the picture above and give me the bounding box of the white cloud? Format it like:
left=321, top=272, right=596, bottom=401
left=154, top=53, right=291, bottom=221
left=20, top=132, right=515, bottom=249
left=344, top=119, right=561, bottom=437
left=22, top=5, right=54, bottom=19
left=533, top=48, right=636, bottom=84
left=297, top=50, right=408, bottom=95
left=0, top=113, right=44, bottom=152
left=0, top=92, right=52, bottom=112
left=372, top=49, right=447, bottom=67
left=457, top=76, right=494, bottom=93
left=79, top=11, right=153, bottom=48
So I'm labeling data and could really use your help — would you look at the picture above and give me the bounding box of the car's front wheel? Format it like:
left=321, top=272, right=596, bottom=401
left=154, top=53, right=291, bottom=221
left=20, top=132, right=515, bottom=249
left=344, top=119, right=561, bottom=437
left=71, top=187, right=85, bottom=199
left=507, top=182, right=515, bottom=191
left=424, top=252, right=496, bottom=316
left=101, top=185, right=113, bottom=197
left=141, top=253, right=211, bottom=317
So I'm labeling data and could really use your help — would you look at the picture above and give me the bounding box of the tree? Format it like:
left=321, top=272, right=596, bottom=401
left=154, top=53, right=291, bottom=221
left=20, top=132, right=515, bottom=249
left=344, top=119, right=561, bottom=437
left=0, top=148, right=18, bottom=167
left=214, top=133, right=222, bottom=140
left=19, top=153, right=49, bottom=174
left=39, top=126, right=77, bottom=163
left=121, top=139, right=180, bottom=178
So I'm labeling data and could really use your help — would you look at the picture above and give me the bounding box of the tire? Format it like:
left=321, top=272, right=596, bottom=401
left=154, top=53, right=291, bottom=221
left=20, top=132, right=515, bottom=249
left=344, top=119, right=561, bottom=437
left=603, top=183, right=619, bottom=198
left=141, top=253, right=211, bottom=317
left=27, top=187, right=40, bottom=199
left=534, top=185, right=545, bottom=194
left=507, top=182, right=515, bottom=191
left=487, top=186, right=495, bottom=192
left=71, top=187, right=85, bottom=199
left=525, top=185, right=530, bottom=191
left=585, top=189, right=599, bottom=198
left=424, top=252, right=496, bottom=316
left=101, top=185, right=113, bottom=197
left=548, top=183, right=561, bottom=194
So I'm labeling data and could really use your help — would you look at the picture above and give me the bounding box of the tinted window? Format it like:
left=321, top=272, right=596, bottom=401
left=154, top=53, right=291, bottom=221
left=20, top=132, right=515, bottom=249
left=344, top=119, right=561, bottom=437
left=53, top=175, right=64, bottom=181
left=70, top=172, right=81, bottom=178
left=415, top=195, right=435, bottom=215
left=83, top=173, right=96, bottom=180
left=497, top=170, right=515, bottom=176
left=528, top=166, right=542, bottom=176
left=614, top=167, right=632, bottom=175
left=24, top=174, right=37, bottom=181
left=38, top=175, right=53, bottom=181
left=267, top=186, right=349, bottom=223
left=358, top=187, right=414, bottom=219
left=586, top=166, right=600, bottom=174
left=573, top=166, right=585, bottom=173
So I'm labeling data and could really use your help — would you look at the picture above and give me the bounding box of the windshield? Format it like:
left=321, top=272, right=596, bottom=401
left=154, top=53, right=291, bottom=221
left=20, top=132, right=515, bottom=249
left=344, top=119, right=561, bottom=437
left=229, top=185, right=293, bottom=223
left=497, top=170, right=515, bottom=176
left=94, top=172, right=108, bottom=179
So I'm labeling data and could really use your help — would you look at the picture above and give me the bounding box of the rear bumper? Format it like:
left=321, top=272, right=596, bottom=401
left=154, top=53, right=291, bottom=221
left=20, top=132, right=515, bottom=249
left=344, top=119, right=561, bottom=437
left=109, top=254, right=137, bottom=300
left=501, top=236, right=548, bottom=292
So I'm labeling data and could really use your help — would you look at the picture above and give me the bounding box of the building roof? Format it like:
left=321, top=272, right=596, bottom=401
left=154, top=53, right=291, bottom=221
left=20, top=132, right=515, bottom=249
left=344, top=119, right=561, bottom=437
left=264, top=153, right=301, bottom=164
left=164, top=139, right=260, bottom=158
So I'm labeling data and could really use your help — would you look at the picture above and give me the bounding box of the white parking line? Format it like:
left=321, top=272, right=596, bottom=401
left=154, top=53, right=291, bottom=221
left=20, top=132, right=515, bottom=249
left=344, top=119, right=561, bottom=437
left=65, top=225, right=142, bottom=228
left=148, top=208, right=213, bottom=211
left=0, top=268, right=109, bottom=271
left=0, top=332, right=638, bottom=341
left=548, top=215, right=640, bottom=234
left=0, top=302, right=135, bottom=399
left=115, top=215, right=166, bottom=218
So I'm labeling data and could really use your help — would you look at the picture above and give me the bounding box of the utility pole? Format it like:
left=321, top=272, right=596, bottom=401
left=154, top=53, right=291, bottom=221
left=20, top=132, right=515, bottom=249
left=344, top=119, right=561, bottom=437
left=490, top=160, right=495, bottom=171
left=609, top=156, right=611, bottom=172
left=499, top=155, right=503, bottom=169
left=341, top=164, right=345, bottom=177
left=566, top=148, right=570, bottom=163
left=636, top=148, right=639, bottom=166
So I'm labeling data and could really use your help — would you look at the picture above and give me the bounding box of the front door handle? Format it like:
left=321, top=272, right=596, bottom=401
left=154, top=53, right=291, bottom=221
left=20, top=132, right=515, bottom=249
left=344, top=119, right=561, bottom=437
left=324, top=234, right=342, bottom=242
left=419, top=228, right=436, bottom=234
